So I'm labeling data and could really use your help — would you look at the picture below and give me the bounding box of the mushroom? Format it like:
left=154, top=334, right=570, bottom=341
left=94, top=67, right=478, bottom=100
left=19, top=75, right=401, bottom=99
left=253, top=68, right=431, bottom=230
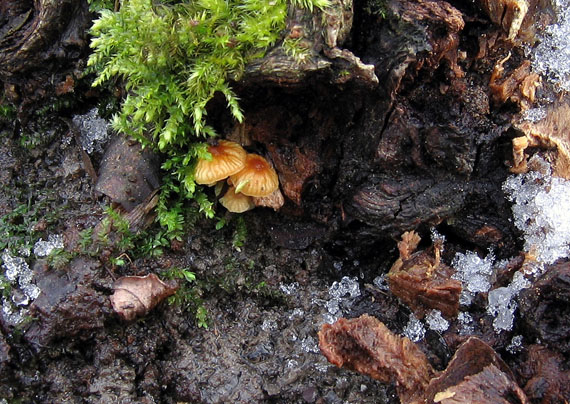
left=220, top=186, right=255, bottom=213
left=229, top=153, right=279, bottom=197
left=194, top=140, right=247, bottom=185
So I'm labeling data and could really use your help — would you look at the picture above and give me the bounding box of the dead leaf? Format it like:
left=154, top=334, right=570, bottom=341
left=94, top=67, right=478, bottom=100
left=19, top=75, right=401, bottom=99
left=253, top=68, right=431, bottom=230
left=110, top=273, right=178, bottom=321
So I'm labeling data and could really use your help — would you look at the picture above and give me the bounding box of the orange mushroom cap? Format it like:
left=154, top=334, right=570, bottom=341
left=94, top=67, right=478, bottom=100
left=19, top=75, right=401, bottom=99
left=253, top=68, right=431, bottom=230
left=229, top=153, right=279, bottom=197
left=220, top=186, right=255, bottom=213
left=194, top=140, right=247, bottom=185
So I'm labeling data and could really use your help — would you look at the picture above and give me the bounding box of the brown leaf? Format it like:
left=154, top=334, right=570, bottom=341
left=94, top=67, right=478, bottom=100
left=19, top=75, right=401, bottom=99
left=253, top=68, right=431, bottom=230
left=110, top=274, right=178, bottom=321
left=318, top=314, right=434, bottom=403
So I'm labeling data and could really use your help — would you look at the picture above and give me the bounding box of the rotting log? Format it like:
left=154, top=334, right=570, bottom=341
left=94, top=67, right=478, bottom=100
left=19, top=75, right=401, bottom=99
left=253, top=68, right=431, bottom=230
left=0, top=0, right=92, bottom=121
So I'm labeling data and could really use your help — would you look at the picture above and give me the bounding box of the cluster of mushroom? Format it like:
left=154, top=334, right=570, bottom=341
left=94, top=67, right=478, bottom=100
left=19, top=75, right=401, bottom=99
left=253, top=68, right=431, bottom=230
left=194, top=140, right=282, bottom=213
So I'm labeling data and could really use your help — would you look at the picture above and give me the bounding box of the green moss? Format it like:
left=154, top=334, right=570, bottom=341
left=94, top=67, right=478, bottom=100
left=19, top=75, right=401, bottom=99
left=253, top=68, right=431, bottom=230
left=88, top=0, right=329, bottom=237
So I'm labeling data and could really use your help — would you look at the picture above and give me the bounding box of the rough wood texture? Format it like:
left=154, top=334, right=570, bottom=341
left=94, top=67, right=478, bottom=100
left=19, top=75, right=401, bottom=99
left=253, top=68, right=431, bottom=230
left=318, top=314, right=434, bottom=403
left=388, top=232, right=462, bottom=319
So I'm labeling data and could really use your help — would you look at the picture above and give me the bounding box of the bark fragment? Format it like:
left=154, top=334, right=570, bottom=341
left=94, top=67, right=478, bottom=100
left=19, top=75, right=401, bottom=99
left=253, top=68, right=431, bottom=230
left=243, top=0, right=377, bottom=87
left=518, top=260, right=570, bottom=355
left=318, top=314, right=434, bottom=403
left=319, top=317, right=529, bottom=404
left=95, top=135, right=161, bottom=212
left=514, top=101, right=570, bottom=179
left=429, top=364, right=528, bottom=404
left=346, top=177, right=470, bottom=237
left=519, top=344, right=570, bottom=403
left=489, top=57, right=541, bottom=109
left=388, top=231, right=462, bottom=319
left=477, top=0, right=529, bottom=40
left=110, top=274, right=178, bottom=321
left=423, top=337, right=528, bottom=404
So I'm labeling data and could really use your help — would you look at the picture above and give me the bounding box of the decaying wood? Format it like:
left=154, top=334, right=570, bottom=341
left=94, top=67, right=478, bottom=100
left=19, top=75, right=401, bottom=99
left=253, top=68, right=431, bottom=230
left=423, top=338, right=528, bottom=404
left=319, top=317, right=529, bottom=404
left=477, top=0, right=529, bottom=40
left=489, top=57, right=541, bottom=108
left=243, top=0, right=377, bottom=87
left=95, top=135, right=161, bottom=212
left=519, top=345, right=570, bottom=403
left=0, top=0, right=91, bottom=119
left=513, top=101, right=570, bottom=179
left=318, top=314, right=434, bottom=403
left=388, top=231, right=461, bottom=319
left=518, top=260, right=570, bottom=355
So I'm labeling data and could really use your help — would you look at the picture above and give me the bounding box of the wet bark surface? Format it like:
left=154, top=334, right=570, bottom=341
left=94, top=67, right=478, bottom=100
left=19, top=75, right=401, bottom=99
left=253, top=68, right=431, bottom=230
left=1, top=0, right=570, bottom=403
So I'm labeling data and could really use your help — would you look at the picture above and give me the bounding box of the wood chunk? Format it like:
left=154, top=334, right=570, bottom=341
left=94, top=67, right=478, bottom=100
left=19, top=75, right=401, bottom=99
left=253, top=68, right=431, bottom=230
left=95, top=135, right=161, bottom=211
left=318, top=314, right=434, bottom=403
left=430, top=364, right=529, bottom=403
left=515, top=101, right=570, bottom=179
left=518, top=260, right=570, bottom=355
left=423, top=337, right=529, bottom=404
left=319, top=319, right=530, bottom=404
left=520, top=345, right=570, bottom=403
left=347, top=177, right=470, bottom=238
left=489, top=57, right=541, bottom=109
left=477, top=0, right=529, bottom=40
left=253, top=187, right=285, bottom=211
left=266, top=143, right=319, bottom=206
left=388, top=232, right=462, bottom=319
left=397, top=0, right=465, bottom=78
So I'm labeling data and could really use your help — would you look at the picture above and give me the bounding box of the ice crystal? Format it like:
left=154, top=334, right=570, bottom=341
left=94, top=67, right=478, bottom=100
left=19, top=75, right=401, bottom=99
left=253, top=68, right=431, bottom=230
left=403, top=313, right=425, bottom=342
left=33, top=234, right=64, bottom=257
left=487, top=272, right=531, bottom=332
left=506, top=335, right=524, bottom=354
left=72, top=108, right=110, bottom=154
left=301, top=336, right=320, bottom=354
left=452, top=250, right=495, bottom=294
left=261, top=319, right=278, bottom=331
left=279, top=282, right=299, bottom=295
left=503, top=156, right=570, bottom=264
left=529, top=0, right=570, bottom=91
left=522, top=106, right=547, bottom=123
left=425, top=310, right=449, bottom=333
left=320, top=276, right=361, bottom=324
left=329, top=276, right=361, bottom=299
left=2, top=251, right=41, bottom=305
left=372, top=274, right=389, bottom=291
left=457, top=311, right=474, bottom=335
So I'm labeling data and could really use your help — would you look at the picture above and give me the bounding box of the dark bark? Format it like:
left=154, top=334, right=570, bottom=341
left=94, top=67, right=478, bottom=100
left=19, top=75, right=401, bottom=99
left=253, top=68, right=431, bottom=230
left=0, top=0, right=91, bottom=121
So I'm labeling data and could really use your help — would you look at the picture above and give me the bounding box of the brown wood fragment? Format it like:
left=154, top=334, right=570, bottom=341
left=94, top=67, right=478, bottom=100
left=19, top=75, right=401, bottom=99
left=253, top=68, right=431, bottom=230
left=318, top=314, right=434, bottom=403
left=423, top=337, right=528, bottom=403
left=515, top=101, right=570, bottom=179
left=520, top=345, right=570, bottom=403
left=489, top=57, right=541, bottom=109
left=397, top=0, right=465, bottom=78
left=519, top=260, right=570, bottom=355
left=319, top=318, right=530, bottom=404
left=253, top=187, right=285, bottom=211
left=388, top=232, right=462, bottom=319
left=510, top=136, right=529, bottom=173
left=477, top=0, right=529, bottom=40
left=429, top=364, right=528, bottom=403
left=95, top=135, right=161, bottom=212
